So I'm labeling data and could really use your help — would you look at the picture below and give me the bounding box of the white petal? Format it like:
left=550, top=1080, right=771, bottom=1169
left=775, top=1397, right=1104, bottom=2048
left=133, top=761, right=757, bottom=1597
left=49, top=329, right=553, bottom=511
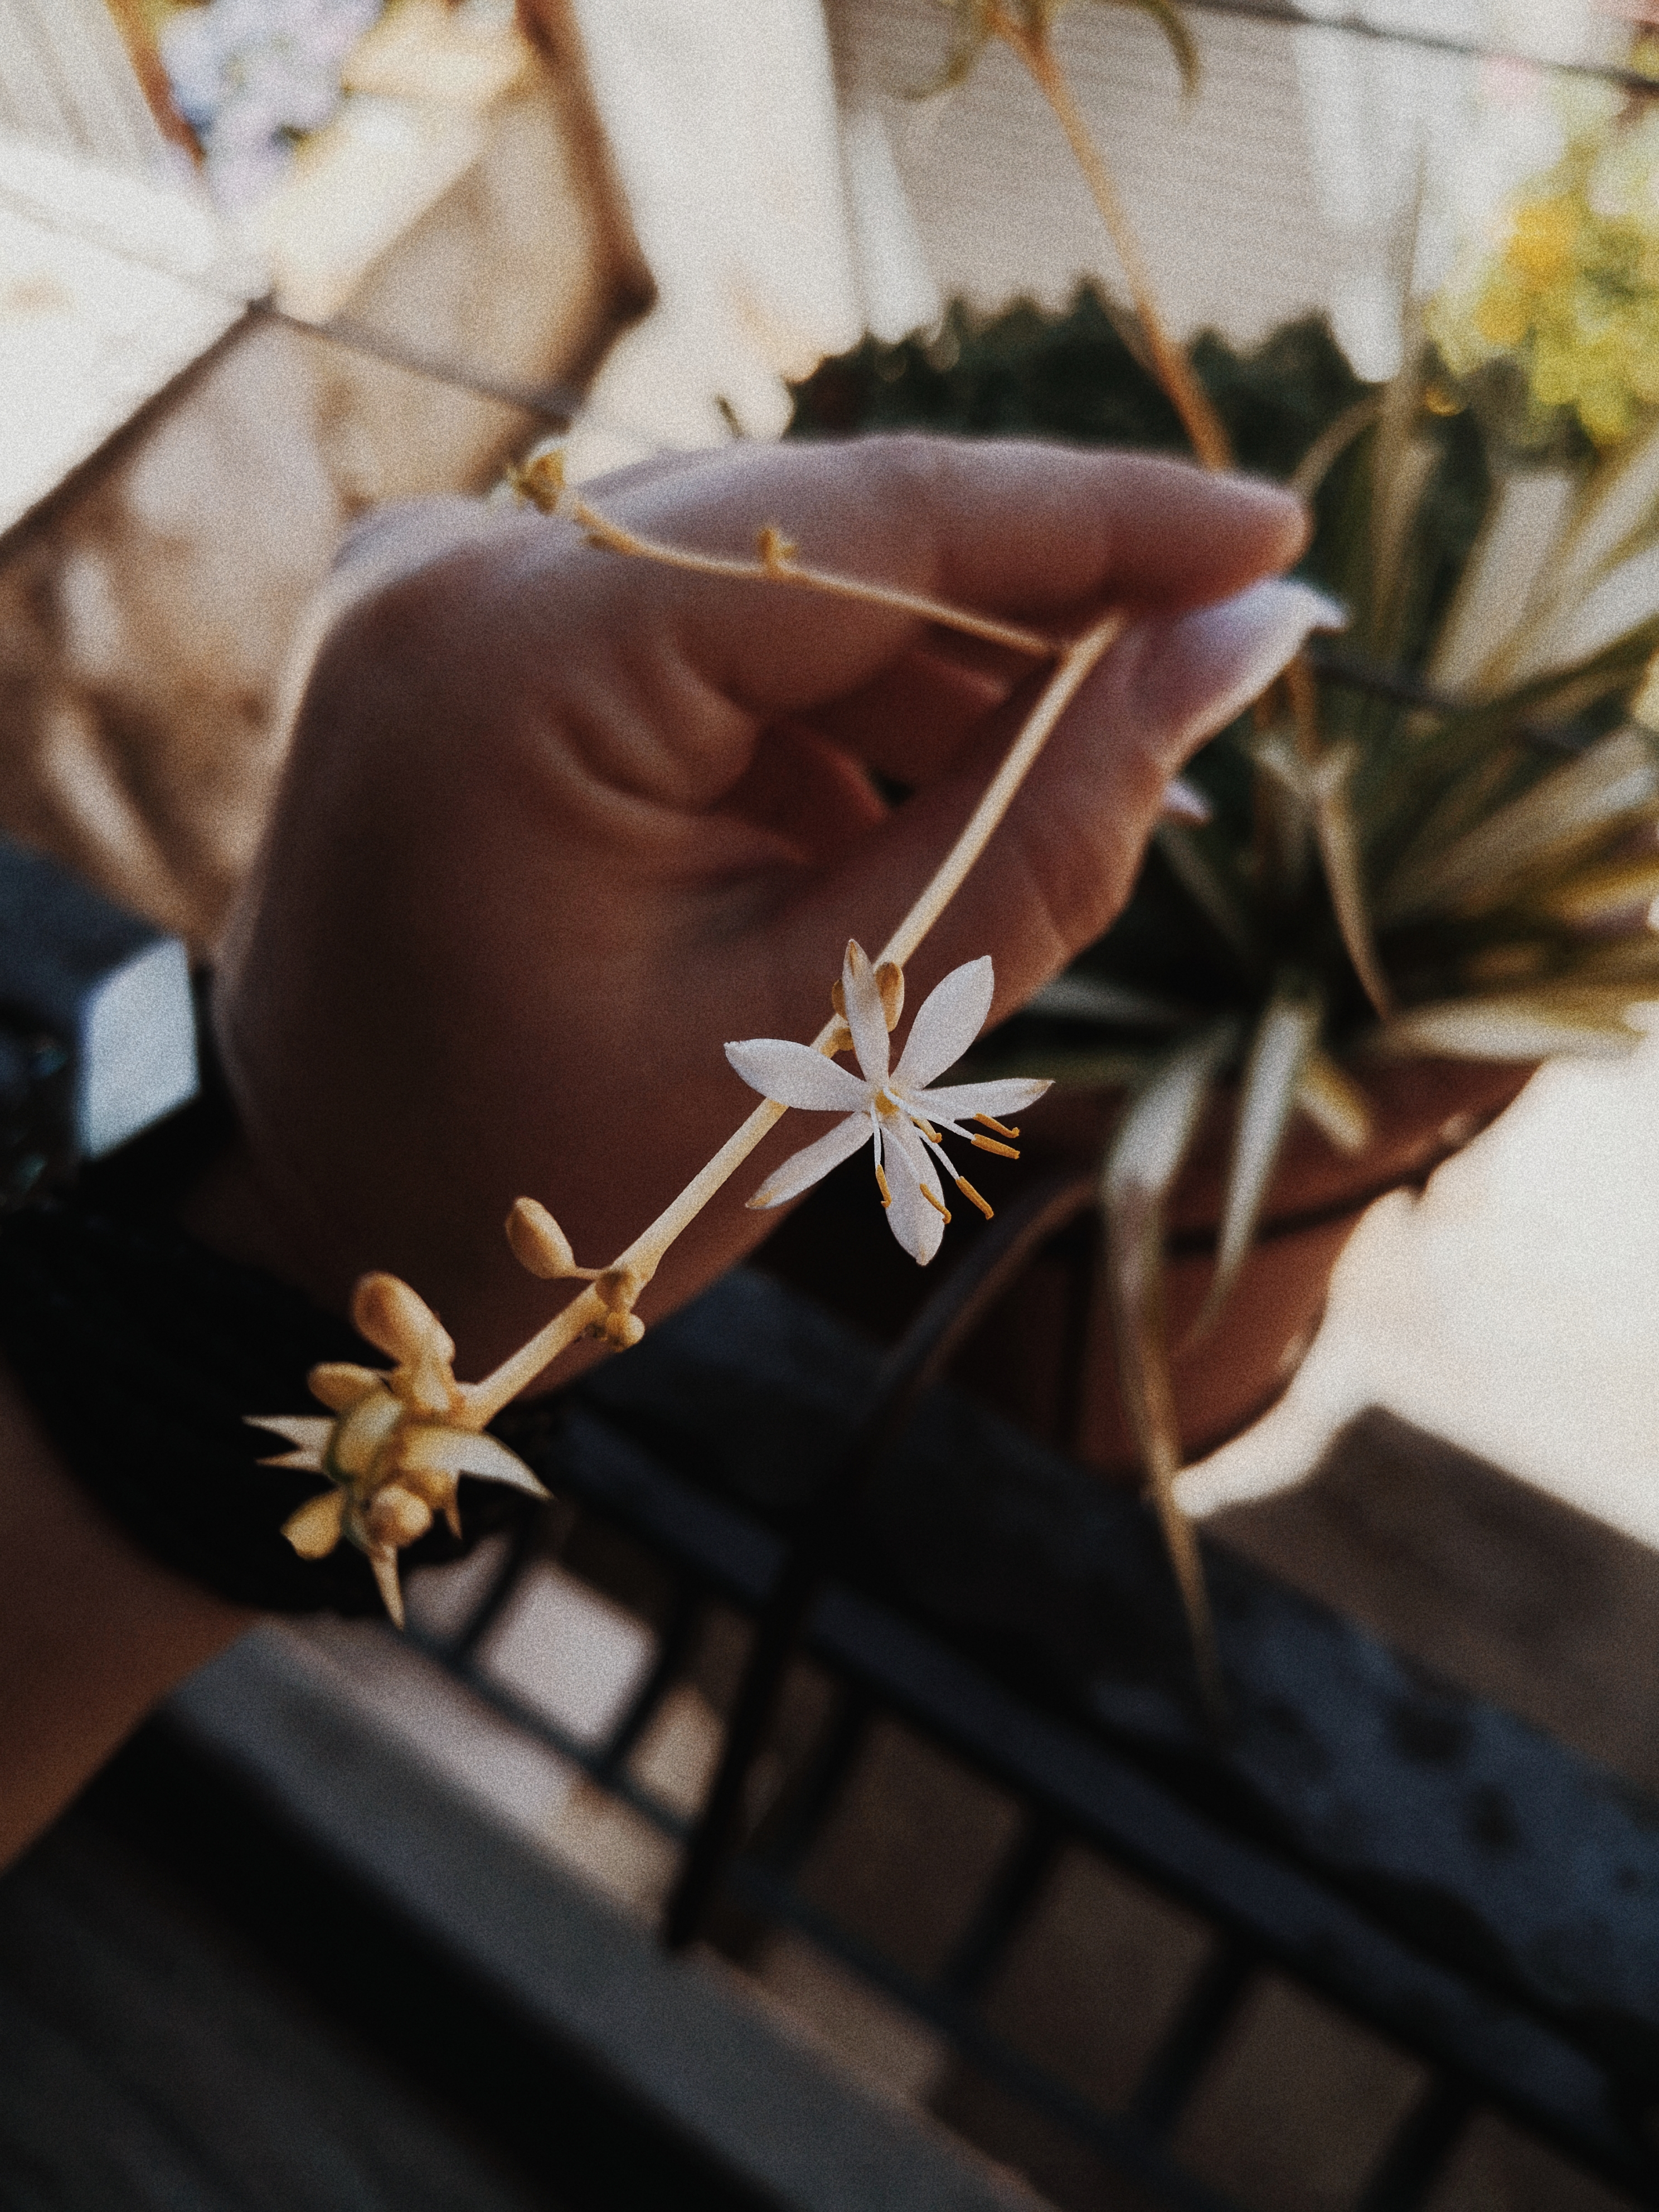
left=893, top=956, right=995, bottom=1089
left=910, top=1076, right=1052, bottom=1129
left=747, top=1112, right=872, bottom=1209
left=726, top=1037, right=870, bottom=1112
left=399, top=1424, right=552, bottom=1498
left=247, top=1414, right=336, bottom=1454
left=842, top=940, right=890, bottom=1085
left=882, top=1115, right=947, bottom=1265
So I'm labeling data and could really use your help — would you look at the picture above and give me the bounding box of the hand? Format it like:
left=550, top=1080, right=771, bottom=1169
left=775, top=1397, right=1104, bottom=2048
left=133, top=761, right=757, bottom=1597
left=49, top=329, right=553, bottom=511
left=200, top=435, right=1316, bottom=1384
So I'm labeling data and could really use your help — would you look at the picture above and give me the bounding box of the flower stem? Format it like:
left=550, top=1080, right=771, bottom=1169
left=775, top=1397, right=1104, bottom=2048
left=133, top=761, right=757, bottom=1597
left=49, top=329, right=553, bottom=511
left=571, top=499, right=1057, bottom=659
left=999, top=18, right=1233, bottom=475
left=462, top=614, right=1123, bottom=1425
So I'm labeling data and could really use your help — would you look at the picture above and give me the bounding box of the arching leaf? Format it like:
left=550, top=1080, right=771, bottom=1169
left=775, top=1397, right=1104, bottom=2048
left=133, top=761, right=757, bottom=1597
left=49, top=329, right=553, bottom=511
left=1102, top=1020, right=1238, bottom=1714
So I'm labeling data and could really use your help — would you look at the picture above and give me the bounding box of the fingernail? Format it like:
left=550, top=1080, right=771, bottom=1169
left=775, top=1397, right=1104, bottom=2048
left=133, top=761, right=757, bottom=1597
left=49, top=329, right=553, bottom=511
left=1145, top=579, right=1348, bottom=765
left=1158, top=774, right=1212, bottom=824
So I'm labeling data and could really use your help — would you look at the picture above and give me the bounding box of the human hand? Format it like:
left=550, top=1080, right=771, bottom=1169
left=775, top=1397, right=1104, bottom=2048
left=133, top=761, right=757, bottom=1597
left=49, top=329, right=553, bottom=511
left=201, top=435, right=1320, bottom=1384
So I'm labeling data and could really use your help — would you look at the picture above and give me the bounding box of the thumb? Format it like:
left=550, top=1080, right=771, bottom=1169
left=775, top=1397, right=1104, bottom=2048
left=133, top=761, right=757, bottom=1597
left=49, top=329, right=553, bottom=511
left=778, top=576, right=1344, bottom=1018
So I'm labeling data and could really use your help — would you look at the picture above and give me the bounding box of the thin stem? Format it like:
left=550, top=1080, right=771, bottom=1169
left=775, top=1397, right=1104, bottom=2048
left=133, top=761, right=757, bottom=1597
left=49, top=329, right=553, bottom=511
left=1001, top=20, right=1233, bottom=474
left=571, top=499, right=1057, bottom=660
left=463, top=616, right=1124, bottom=1425
left=874, top=612, right=1124, bottom=971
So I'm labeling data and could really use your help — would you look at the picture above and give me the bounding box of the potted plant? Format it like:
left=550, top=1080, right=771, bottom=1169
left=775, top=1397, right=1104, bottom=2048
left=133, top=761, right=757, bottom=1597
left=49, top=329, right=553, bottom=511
left=769, top=3, right=1659, bottom=1654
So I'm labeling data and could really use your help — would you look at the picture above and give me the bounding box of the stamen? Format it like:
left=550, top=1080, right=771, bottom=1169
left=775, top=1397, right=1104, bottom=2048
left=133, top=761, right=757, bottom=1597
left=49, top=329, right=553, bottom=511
left=955, top=1176, right=995, bottom=1220
left=972, top=1133, right=1020, bottom=1160
left=875, top=1161, right=892, bottom=1208
left=920, top=1184, right=952, bottom=1221
left=913, top=1115, right=944, bottom=1143
left=976, top=1113, right=1020, bottom=1141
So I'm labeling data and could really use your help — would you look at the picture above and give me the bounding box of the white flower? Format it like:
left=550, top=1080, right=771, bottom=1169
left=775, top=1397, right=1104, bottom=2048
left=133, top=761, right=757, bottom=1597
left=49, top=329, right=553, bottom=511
left=726, top=942, right=1051, bottom=1265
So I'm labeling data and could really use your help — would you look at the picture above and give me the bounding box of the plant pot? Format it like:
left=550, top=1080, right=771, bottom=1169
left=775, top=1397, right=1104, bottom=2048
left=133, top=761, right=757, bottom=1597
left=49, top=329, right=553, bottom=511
left=754, top=1057, right=1532, bottom=1479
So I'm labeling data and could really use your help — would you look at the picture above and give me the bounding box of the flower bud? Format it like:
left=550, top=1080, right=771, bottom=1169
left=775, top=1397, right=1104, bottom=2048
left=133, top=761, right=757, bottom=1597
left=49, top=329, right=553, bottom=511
left=506, top=1196, right=578, bottom=1279
left=308, top=1361, right=384, bottom=1413
left=352, top=1273, right=454, bottom=1368
left=365, top=1485, right=433, bottom=1549
left=604, top=1311, right=646, bottom=1350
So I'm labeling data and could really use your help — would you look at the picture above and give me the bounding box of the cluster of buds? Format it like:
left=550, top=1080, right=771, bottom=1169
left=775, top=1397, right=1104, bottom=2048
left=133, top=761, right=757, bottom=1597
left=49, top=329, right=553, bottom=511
left=505, top=1195, right=647, bottom=1348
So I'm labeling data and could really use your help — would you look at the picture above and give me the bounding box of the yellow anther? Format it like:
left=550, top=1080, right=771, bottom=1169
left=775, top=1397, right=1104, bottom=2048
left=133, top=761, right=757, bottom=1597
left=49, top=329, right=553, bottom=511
left=975, top=1112, right=1020, bottom=1141
left=972, top=1133, right=1020, bottom=1160
left=757, top=523, right=798, bottom=574
left=913, top=1115, right=943, bottom=1143
left=955, top=1176, right=995, bottom=1221
left=506, top=1195, right=594, bottom=1280
left=875, top=962, right=904, bottom=1031
left=507, top=443, right=569, bottom=513
left=920, top=1185, right=952, bottom=1221
left=875, top=1161, right=892, bottom=1207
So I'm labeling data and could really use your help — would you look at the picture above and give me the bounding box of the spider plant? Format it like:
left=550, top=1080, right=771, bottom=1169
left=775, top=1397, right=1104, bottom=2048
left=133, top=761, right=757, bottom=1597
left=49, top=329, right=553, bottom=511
left=792, top=4, right=1659, bottom=1679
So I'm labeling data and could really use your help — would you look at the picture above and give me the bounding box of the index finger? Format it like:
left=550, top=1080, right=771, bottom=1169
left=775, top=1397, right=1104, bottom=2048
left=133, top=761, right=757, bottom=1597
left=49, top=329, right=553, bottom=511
left=588, top=434, right=1308, bottom=712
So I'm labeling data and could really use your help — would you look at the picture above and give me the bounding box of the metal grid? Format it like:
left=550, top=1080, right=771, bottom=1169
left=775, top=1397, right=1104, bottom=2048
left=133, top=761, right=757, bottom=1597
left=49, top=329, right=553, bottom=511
left=376, top=1178, right=1659, bottom=2212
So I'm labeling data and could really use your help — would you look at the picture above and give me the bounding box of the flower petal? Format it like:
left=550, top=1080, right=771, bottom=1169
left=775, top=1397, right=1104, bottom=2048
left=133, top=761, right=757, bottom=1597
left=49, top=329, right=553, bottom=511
left=910, top=1076, right=1052, bottom=1129
left=283, top=1487, right=347, bottom=1560
left=894, top=956, right=995, bottom=1089
left=371, top=1551, right=406, bottom=1630
left=746, top=1112, right=872, bottom=1209
left=842, top=940, right=890, bottom=1085
left=881, top=1115, right=947, bottom=1265
left=726, top=1037, right=870, bottom=1112
left=247, top=1414, right=336, bottom=1455
left=398, top=1423, right=552, bottom=1499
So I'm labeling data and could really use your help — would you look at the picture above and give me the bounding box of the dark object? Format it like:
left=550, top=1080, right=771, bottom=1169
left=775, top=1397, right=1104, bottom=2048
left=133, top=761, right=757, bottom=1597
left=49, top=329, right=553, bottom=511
left=0, top=832, right=197, bottom=1178
left=0, top=1071, right=528, bottom=1613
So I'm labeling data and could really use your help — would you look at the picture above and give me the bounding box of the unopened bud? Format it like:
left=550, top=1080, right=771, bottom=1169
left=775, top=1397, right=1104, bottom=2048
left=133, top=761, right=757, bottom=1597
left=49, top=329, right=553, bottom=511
left=352, top=1273, right=453, bottom=1368
left=604, top=1311, right=646, bottom=1350
left=365, top=1484, right=434, bottom=1549
left=308, top=1361, right=383, bottom=1414
left=506, top=1196, right=578, bottom=1279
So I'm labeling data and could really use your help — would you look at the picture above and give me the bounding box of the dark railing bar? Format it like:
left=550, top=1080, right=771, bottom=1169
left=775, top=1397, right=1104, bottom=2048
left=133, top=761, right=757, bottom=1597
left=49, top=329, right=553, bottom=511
left=1128, top=1937, right=1258, bottom=2140
left=593, top=1583, right=705, bottom=1783
left=661, top=1171, right=1098, bottom=1952
left=446, top=1509, right=544, bottom=1665
left=938, top=1813, right=1065, bottom=2004
left=725, top=1853, right=1247, bottom=2212
left=754, top=1685, right=876, bottom=1879
left=400, top=1622, right=692, bottom=1842
left=1355, top=2078, right=1478, bottom=2212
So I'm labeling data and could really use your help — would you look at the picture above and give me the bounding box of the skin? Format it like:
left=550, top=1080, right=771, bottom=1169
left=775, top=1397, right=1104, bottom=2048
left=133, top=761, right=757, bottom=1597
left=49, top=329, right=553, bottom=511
left=0, top=436, right=1307, bottom=1870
